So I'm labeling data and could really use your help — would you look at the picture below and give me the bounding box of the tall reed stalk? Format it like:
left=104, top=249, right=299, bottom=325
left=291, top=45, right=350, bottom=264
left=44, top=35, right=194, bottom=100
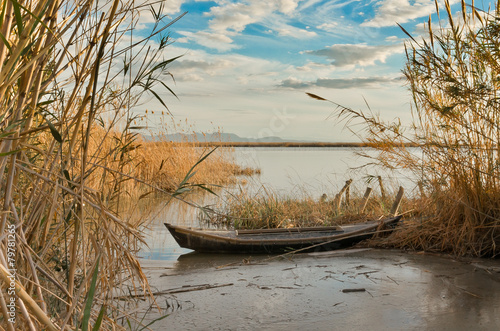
left=0, top=0, right=187, bottom=329
left=309, top=0, right=500, bottom=257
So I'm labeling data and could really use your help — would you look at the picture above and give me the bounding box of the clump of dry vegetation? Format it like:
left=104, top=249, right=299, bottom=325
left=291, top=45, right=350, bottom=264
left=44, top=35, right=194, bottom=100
left=309, top=0, right=500, bottom=257
left=204, top=179, right=410, bottom=230
left=0, top=1, right=240, bottom=330
left=84, top=126, right=252, bottom=198
left=133, top=137, right=253, bottom=192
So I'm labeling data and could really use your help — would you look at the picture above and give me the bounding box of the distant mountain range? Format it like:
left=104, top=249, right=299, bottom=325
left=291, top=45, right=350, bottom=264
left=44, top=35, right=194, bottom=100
left=153, top=132, right=305, bottom=143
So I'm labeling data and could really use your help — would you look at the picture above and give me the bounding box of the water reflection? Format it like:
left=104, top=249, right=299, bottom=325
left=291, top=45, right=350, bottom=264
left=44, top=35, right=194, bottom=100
left=233, top=147, right=415, bottom=196
left=137, top=197, right=201, bottom=260
left=138, top=147, right=418, bottom=260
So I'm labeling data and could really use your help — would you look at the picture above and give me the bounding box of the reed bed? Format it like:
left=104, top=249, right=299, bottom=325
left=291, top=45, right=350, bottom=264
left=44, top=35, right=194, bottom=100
left=204, top=182, right=411, bottom=230
left=81, top=127, right=252, bottom=199
left=308, top=0, right=500, bottom=257
left=0, top=0, right=239, bottom=329
left=133, top=136, right=255, bottom=193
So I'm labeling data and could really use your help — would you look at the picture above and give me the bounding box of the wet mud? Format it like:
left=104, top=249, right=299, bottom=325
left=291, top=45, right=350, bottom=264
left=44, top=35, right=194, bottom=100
left=137, top=249, right=500, bottom=330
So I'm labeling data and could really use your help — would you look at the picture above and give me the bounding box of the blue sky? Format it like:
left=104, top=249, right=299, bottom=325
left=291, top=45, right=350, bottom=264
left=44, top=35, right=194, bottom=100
left=140, top=0, right=491, bottom=142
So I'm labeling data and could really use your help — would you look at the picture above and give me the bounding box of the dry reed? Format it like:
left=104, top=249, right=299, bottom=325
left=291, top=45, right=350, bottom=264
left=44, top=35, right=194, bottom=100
left=80, top=126, right=251, bottom=199
left=133, top=135, right=253, bottom=193
left=308, top=0, right=500, bottom=257
left=0, top=0, right=228, bottom=329
left=204, top=183, right=408, bottom=230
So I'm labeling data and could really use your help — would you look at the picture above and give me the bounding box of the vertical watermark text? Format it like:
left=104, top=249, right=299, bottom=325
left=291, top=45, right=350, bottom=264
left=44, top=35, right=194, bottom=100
left=6, top=223, right=17, bottom=323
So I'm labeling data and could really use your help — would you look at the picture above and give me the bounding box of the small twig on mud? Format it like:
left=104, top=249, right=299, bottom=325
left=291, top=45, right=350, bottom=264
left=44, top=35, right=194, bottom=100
left=276, top=286, right=299, bottom=289
left=116, top=283, right=234, bottom=299
left=357, top=270, right=379, bottom=275
left=387, top=276, right=399, bottom=285
left=342, top=288, right=366, bottom=293
left=453, top=285, right=483, bottom=298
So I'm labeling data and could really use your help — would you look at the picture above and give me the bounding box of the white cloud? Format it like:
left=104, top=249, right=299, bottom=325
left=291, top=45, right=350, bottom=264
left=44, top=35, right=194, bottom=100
left=177, top=30, right=240, bottom=52
left=409, top=9, right=486, bottom=42
left=305, top=43, right=404, bottom=67
left=316, top=22, right=337, bottom=31
left=298, top=0, right=326, bottom=12
left=176, top=37, right=189, bottom=43
left=276, top=26, right=317, bottom=37
left=171, top=58, right=235, bottom=79
left=166, top=46, right=284, bottom=85
left=207, top=2, right=267, bottom=33
left=184, top=0, right=312, bottom=51
left=278, top=0, right=300, bottom=14
left=296, top=62, right=330, bottom=72
left=196, top=31, right=234, bottom=44
left=177, top=73, right=204, bottom=82
left=362, top=0, right=459, bottom=27
left=164, top=0, right=185, bottom=15
left=385, top=35, right=401, bottom=42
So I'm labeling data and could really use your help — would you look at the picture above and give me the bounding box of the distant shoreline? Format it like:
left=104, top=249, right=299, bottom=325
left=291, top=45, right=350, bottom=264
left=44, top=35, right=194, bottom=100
left=183, top=141, right=419, bottom=148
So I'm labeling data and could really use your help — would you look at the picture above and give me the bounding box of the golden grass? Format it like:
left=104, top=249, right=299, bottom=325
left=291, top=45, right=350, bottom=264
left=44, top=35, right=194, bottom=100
left=79, top=127, right=253, bottom=198
left=204, top=182, right=409, bottom=230
left=0, top=1, right=238, bottom=329
left=133, top=137, right=256, bottom=192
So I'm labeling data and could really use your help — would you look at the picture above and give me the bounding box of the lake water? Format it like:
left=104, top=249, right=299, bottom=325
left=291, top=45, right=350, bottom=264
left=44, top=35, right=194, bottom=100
left=139, top=147, right=417, bottom=260
left=232, top=147, right=415, bottom=195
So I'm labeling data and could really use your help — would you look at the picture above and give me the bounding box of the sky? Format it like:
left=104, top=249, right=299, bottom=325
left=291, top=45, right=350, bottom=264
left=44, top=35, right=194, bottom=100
left=136, top=0, right=492, bottom=142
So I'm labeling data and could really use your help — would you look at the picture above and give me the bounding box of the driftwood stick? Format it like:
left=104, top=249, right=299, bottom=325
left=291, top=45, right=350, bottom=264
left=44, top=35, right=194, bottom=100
left=156, top=283, right=234, bottom=295
left=390, top=186, right=404, bottom=216
left=334, top=179, right=353, bottom=209
left=117, top=283, right=234, bottom=299
left=378, top=176, right=386, bottom=200
left=345, top=185, right=351, bottom=207
left=342, top=288, right=366, bottom=293
left=359, top=187, right=372, bottom=213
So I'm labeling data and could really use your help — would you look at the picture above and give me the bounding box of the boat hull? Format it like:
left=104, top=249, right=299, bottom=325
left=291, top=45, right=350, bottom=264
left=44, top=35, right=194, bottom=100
left=165, top=217, right=401, bottom=254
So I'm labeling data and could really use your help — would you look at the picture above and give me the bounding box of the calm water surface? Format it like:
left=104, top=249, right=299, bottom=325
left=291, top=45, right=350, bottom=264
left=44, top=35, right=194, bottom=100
left=139, top=147, right=416, bottom=260
left=233, top=147, right=414, bottom=195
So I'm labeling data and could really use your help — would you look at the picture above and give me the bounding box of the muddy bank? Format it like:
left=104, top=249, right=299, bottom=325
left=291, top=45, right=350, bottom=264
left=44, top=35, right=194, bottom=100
left=136, top=249, right=500, bottom=330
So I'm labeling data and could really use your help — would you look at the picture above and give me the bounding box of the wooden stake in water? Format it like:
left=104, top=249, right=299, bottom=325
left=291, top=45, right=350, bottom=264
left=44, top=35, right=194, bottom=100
left=360, top=187, right=373, bottom=213
left=378, top=176, right=386, bottom=201
left=345, top=185, right=351, bottom=207
left=335, top=179, right=353, bottom=210
left=390, top=186, right=404, bottom=216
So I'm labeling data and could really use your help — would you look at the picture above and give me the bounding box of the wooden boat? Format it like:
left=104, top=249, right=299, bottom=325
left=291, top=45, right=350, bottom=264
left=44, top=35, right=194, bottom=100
left=165, top=216, right=401, bottom=254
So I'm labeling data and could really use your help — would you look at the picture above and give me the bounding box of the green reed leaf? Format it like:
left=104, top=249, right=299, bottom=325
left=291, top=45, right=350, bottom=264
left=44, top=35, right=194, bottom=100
left=91, top=305, right=106, bottom=331
left=0, top=31, right=11, bottom=52
left=82, top=257, right=100, bottom=331
left=11, top=0, right=23, bottom=34
left=45, top=117, right=62, bottom=143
